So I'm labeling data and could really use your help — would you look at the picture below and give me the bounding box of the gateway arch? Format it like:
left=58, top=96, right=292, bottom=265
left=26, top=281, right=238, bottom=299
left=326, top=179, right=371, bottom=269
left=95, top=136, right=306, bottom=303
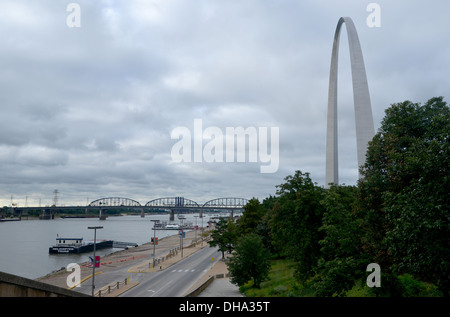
left=326, top=17, right=375, bottom=188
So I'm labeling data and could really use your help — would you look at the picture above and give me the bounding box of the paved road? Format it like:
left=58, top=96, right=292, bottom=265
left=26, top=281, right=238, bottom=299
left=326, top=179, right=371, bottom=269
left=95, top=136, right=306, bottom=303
left=120, top=246, right=221, bottom=297
left=75, top=261, right=136, bottom=296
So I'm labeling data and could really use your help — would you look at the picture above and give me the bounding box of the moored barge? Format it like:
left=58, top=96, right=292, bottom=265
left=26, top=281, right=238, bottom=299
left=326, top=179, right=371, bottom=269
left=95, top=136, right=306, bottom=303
left=49, top=238, right=114, bottom=254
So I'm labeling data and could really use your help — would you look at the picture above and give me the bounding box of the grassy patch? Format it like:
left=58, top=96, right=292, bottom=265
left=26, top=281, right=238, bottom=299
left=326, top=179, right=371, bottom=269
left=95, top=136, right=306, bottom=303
left=240, top=258, right=316, bottom=297
left=238, top=258, right=443, bottom=297
left=397, top=274, right=442, bottom=297
left=345, top=279, right=374, bottom=297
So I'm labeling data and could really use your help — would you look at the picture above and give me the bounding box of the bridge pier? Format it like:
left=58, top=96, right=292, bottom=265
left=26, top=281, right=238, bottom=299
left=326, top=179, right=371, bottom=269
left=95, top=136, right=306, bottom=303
left=99, top=208, right=106, bottom=220
left=169, top=209, right=174, bottom=221
left=140, top=208, right=145, bottom=218
left=39, top=208, right=53, bottom=220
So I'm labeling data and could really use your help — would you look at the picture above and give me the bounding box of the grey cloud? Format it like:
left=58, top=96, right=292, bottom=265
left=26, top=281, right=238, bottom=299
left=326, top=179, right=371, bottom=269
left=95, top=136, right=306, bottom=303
left=0, top=0, right=449, bottom=206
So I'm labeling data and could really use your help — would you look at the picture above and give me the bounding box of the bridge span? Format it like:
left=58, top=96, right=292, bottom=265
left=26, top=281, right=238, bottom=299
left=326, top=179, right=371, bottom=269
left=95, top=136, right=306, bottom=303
left=86, top=196, right=249, bottom=219
left=6, top=196, right=250, bottom=220
left=87, top=196, right=249, bottom=211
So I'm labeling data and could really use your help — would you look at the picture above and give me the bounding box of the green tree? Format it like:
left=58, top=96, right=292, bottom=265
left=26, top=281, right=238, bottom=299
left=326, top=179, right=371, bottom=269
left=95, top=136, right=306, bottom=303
left=358, top=97, right=449, bottom=296
left=319, top=185, right=360, bottom=261
left=262, top=195, right=277, bottom=211
left=208, top=218, right=238, bottom=259
left=227, top=233, right=271, bottom=288
left=269, top=170, right=325, bottom=282
left=237, top=198, right=265, bottom=235
left=255, top=213, right=275, bottom=255
left=314, top=185, right=367, bottom=296
left=258, top=196, right=279, bottom=255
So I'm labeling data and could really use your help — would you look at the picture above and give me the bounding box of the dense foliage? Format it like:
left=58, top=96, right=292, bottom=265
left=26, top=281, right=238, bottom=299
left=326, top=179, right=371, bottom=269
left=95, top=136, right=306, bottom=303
left=209, top=97, right=449, bottom=296
left=357, top=97, right=449, bottom=296
left=227, top=233, right=271, bottom=288
left=208, top=217, right=237, bottom=259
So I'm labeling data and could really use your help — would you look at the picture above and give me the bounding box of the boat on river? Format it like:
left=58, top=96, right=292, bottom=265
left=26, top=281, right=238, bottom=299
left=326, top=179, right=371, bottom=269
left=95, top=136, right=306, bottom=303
left=49, top=237, right=138, bottom=254
left=153, top=221, right=193, bottom=230
left=0, top=217, right=21, bottom=222
left=49, top=237, right=113, bottom=254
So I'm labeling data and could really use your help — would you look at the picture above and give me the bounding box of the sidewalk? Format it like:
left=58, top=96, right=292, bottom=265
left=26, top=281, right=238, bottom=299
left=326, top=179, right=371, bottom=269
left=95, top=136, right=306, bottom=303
left=183, top=254, right=242, bottom=297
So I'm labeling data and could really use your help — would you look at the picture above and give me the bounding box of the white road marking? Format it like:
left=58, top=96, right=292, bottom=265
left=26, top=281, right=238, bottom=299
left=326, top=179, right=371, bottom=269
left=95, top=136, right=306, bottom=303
left=149, top=280, right=173, bottom=297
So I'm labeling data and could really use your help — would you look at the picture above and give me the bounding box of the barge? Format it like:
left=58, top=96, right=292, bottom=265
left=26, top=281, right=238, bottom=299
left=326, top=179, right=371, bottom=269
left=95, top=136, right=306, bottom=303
left=49, top=238, right=114, bottom=254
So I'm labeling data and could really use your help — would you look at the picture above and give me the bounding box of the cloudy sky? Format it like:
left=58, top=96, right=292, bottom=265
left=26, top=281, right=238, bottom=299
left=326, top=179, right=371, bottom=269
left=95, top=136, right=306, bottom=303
left=0, top=0, right=448, bottom=207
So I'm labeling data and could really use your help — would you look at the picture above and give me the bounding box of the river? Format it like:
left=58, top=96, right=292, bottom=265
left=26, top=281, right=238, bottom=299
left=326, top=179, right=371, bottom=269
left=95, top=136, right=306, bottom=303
left=0, top=213, right=210, bottom=280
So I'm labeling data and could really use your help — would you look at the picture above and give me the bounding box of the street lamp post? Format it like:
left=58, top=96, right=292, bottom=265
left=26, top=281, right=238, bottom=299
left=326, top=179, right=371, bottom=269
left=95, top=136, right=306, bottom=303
left=88, top=226, right=103, bottom=297
left=200, top=209, right=204, bottom=246
left=194, top=215, right=198, bottom=243
left=179, top=230, right=184, bottom=258
left=150, top=220, right=158, bottom=268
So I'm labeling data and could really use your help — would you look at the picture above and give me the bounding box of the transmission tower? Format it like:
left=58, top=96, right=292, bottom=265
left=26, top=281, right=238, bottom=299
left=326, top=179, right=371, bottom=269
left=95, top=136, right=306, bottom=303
left=53, top=189, right=59, bottom=207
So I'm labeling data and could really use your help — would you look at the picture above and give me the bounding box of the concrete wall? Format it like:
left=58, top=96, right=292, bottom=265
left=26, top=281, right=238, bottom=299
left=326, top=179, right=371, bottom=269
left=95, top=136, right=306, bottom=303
left=0, top=271, right=90, bottom=297
left=184, top=273, right=231, bottom=297
left=185, top=276, right=215, bottom=297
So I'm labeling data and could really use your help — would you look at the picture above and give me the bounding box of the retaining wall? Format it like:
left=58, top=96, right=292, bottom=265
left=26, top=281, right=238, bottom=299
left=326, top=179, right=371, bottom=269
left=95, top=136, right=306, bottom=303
left=0, top=271, right=90, bottom=297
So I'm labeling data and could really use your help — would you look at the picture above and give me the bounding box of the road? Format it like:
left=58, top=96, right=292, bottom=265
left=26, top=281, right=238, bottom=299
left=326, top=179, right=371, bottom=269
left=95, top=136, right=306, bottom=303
left=121, top=246, right=221, bottom=297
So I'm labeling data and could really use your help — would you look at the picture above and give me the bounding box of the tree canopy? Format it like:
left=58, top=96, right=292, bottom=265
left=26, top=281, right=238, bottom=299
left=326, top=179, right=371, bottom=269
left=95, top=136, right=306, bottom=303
left=358, top=96, right=449, bottom=295
left=207, top=97, right=449, bottom=297
left=227, top=233, right=271, bottom=288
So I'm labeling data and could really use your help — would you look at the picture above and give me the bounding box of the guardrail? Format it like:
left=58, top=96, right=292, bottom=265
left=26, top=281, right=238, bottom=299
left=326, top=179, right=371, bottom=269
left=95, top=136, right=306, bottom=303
left=95, top=277, right=129, bottom=297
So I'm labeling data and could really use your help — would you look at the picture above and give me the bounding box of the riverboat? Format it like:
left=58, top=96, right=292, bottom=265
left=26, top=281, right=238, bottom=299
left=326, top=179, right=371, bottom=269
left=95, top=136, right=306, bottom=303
left=0, top=217, right=21, bottom=222
left=60, top=215, right=98, bottom=219
left=153, top=221, right=194, bottom=230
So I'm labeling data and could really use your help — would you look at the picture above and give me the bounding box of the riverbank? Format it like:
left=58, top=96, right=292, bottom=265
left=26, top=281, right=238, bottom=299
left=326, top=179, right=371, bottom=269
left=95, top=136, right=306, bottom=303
left=36, top=229, right=209, bottom=290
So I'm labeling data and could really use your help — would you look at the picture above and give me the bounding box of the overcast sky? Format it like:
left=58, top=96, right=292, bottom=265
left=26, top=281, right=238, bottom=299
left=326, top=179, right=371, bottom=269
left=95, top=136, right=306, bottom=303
left=0, top=0, right=449, bottom=207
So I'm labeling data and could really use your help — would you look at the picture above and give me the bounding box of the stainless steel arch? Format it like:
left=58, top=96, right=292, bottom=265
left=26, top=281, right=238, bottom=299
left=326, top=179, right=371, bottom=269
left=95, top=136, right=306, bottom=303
left=88, top=197, right=142, bottom=207
left=145, top=197, right=200, bottom=208
left=202, top=197, right=249, bottom=209
left=326, top=17, right=375, bottom=188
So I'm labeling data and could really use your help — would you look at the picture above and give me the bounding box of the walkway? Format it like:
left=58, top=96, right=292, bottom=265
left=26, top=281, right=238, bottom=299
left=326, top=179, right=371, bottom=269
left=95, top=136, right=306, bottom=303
left=184, top=254, right=242, bottom=297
